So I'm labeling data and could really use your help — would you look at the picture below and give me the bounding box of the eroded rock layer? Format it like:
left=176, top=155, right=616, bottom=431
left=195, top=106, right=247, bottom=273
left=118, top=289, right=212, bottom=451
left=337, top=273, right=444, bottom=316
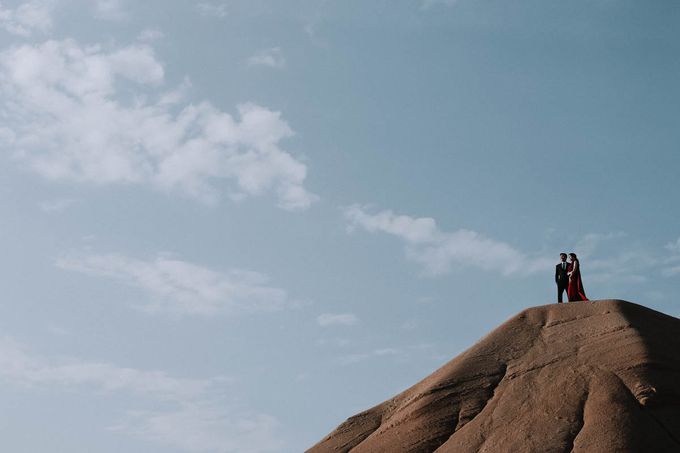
left=308, top=300, right=680, bottom=453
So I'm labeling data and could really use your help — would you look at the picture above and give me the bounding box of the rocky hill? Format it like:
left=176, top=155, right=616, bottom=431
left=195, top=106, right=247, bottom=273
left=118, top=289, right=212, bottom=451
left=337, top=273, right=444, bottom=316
left=308, top=300, right=680, bottom=452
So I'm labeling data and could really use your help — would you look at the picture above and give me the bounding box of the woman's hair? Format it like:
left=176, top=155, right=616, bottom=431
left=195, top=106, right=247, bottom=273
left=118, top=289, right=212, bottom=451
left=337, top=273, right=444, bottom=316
left=569, top=253, right=578, bottom=259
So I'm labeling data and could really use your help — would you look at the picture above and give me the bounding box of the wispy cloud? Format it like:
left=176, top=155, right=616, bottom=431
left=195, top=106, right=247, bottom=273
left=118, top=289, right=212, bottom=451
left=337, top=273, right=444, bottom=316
left=316, top=313, right=358, bottom=327
left=0, top=0, right=52, bottom=36
left=662, top=237, right=680, bottom=276
left=572, top=233, right=654, bottom=283
left=56, top=253, right=289, bottom=316
left=92, top=0, right=126, bottom=21
left=247, top=48, right=285, bottom=69
left=0, top=337, right=283, bottom=452
left=587, top=251, right=658, bottom=284
left=343, top=204, right=680, bottom=285
left=46, top=324, right=71, bottom=336
left=39, top=198, right=77, bottom=213
left=420, top=0, right=457, bottom=10
left=137, top=28, right=164, bottom=42
left=315, top=337, right=352, bottom=348
left=573, top=232, right=627, bottom=259
left=343, top=204, right=552, bottom=276
left=0, top=337, right=211, bottom=400
left=557, top=232, right=680, bottom=284
left=0, top=39, right=317, bottom=210
left=301, top=0, right=330, bottom=48
left=333, top=343, right=447, bottom=366
left=196, top=2, right=227, bottom=19
left=114, top=405, right=282, bottom=453
left=336, top=348, right=400, bottom=366
left=665, top=238, right=680, bottom=254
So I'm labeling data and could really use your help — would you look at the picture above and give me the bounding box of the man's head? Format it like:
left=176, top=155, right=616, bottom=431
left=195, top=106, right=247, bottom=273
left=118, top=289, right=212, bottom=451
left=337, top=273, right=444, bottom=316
left=560, top=253, right=567, bottom=262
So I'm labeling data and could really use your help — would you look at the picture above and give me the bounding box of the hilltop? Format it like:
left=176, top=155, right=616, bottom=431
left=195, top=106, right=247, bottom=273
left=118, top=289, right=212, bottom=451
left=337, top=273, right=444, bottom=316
left=308, top=300, right=680, bottom=452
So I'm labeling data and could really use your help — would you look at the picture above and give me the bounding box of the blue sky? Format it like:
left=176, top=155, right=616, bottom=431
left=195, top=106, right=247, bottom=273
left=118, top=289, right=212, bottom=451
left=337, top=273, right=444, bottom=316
left=1, top=0, right=680, bottom=451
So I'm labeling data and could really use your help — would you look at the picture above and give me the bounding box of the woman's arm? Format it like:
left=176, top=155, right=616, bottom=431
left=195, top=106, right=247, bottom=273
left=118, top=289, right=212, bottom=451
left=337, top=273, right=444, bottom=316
left=568, top=260, right=578, bottom=277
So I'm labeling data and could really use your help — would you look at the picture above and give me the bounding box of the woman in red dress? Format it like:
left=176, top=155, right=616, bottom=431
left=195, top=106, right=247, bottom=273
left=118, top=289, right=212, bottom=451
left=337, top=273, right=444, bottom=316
left=567, top=253, right=588, bottom=302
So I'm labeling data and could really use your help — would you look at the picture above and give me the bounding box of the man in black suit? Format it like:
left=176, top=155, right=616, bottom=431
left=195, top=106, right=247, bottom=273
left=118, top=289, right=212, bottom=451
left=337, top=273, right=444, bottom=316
left=555, top=253, right=569, bottom=303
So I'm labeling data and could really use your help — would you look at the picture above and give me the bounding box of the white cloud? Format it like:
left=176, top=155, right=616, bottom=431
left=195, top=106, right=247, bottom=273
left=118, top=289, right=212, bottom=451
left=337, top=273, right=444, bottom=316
left=0, top=0, right=53, bottom=36
left=295, top=372, right=311, bottom=382
left=0, top=39, right=317, bottom=210
left=0, top=337, right=283, bottom=452
left=115, top=405, right=283, bottom=453
left=333, top=343, right=445, bottom=367
left=665, top=238, right=680, bottom=254
left=374, top=347, right=400, bottom=356
left=343, top=204, right=552, bottom=276
left=247, top=48, right=285, bottom=69
left=137, top=28, right=164, bottom=42
left=56, top=253, right=289, bottom=316
left=316, top=313, right=358, bottom=327
left=39, top=197, right=77, bottom=213
left=314, top=337, right=351, bottom=347
left=0, top=339, right=211, bottom=400
left=573, top=232, right=626, bottom=259
left=336, top=348, right=402, bottom=366
left=586, top=251, right=656, bottom=284
left=196, top=2, right=227, bottom=19
left=565, top=233, right=666, bottom=284
left=420, top=0, right=457, bottom=9
left=401, top=319, right=418, bottom=330
left=662, top=238, right=680, bottom=276
left=93, top=0, right=126, bottom=20
left=664, top=266, right=680, bottom=276
left=343, top=205, right=676, bottom=285
left=335, top=352, right=371, bottom=365
left=46, top=323, right=71, bottom=336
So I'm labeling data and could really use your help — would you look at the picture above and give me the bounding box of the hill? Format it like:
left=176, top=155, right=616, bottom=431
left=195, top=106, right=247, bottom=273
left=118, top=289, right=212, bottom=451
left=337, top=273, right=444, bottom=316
left=308, top=300, right=680, bottom=452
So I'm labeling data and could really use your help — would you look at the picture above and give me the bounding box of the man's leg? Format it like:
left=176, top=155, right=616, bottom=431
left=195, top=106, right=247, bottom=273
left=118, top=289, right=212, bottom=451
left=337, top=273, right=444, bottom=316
left=557, top=285, right=564, bottom=303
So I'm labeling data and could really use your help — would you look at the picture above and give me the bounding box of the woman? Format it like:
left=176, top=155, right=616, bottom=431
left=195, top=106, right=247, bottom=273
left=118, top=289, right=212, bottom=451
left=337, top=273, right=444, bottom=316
left=567, top=253, right=589, bottom=302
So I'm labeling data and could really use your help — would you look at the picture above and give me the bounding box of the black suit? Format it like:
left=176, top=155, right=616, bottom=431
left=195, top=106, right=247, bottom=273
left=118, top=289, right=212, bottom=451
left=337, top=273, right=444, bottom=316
left=555, top=262, right=569, bottom=303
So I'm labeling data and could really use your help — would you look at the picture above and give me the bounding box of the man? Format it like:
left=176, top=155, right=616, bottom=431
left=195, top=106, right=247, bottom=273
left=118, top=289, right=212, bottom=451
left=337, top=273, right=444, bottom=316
left=555, top=253, right=569, bottom=303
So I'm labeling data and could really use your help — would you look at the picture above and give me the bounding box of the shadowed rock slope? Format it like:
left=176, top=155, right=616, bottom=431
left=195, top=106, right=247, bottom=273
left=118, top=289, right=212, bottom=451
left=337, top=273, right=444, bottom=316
left=308, top=300, right=680, bottom=453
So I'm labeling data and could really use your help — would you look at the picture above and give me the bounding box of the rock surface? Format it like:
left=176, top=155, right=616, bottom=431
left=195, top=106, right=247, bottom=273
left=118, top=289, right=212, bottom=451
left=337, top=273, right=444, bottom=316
left=308, top=300, right=680, bottom=452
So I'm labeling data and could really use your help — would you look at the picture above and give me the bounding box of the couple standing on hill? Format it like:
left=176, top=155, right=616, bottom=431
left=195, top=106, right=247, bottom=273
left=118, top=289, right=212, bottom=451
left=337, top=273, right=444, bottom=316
left=555, top=253, right=588, bottom=303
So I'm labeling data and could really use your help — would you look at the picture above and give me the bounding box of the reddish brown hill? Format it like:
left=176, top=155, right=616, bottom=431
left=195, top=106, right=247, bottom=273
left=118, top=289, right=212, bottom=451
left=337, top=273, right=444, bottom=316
left=308, top=300, right=680, bottom=452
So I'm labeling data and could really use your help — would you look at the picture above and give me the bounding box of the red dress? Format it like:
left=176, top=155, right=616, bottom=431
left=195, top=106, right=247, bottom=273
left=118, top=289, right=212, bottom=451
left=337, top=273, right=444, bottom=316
left=567, top=261, right=588, bottom=302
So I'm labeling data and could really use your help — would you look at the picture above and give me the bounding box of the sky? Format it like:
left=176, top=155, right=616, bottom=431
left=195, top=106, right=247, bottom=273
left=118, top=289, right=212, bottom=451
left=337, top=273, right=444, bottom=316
left=1, top=0, right=680, bottom=451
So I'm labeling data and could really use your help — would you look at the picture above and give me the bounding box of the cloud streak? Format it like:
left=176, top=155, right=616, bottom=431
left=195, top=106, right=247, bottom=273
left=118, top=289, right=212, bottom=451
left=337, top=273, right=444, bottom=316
left=39, top=198, right=78, bottom=213
left=56, top=253, right=289, bottom=316
left=420, top=0, right=457, bottom=9
left=343, top=206, right=680, bottom=285
left=0, top=39, right=317, bottom=210
left=662, top=237, right=680, bottom=276
left=316, top=313, right=358, bottom=327
left=0, top=337, right=282, bottom=452
left=343, top=204, right=552, bottom=276
left=247, top=48, right=285, bottom=69
left=0, top=0, right=52, bottom=36
left=196, top=2, right=227, bottom=19
left=92, top=0, right=126, bottom=21
left=336, top=348, right=401, bottom=366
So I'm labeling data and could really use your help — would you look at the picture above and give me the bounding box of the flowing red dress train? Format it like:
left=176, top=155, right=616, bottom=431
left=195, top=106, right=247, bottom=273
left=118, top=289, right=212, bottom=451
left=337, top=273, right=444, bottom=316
left=567, top=261, right=588, bottom=302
